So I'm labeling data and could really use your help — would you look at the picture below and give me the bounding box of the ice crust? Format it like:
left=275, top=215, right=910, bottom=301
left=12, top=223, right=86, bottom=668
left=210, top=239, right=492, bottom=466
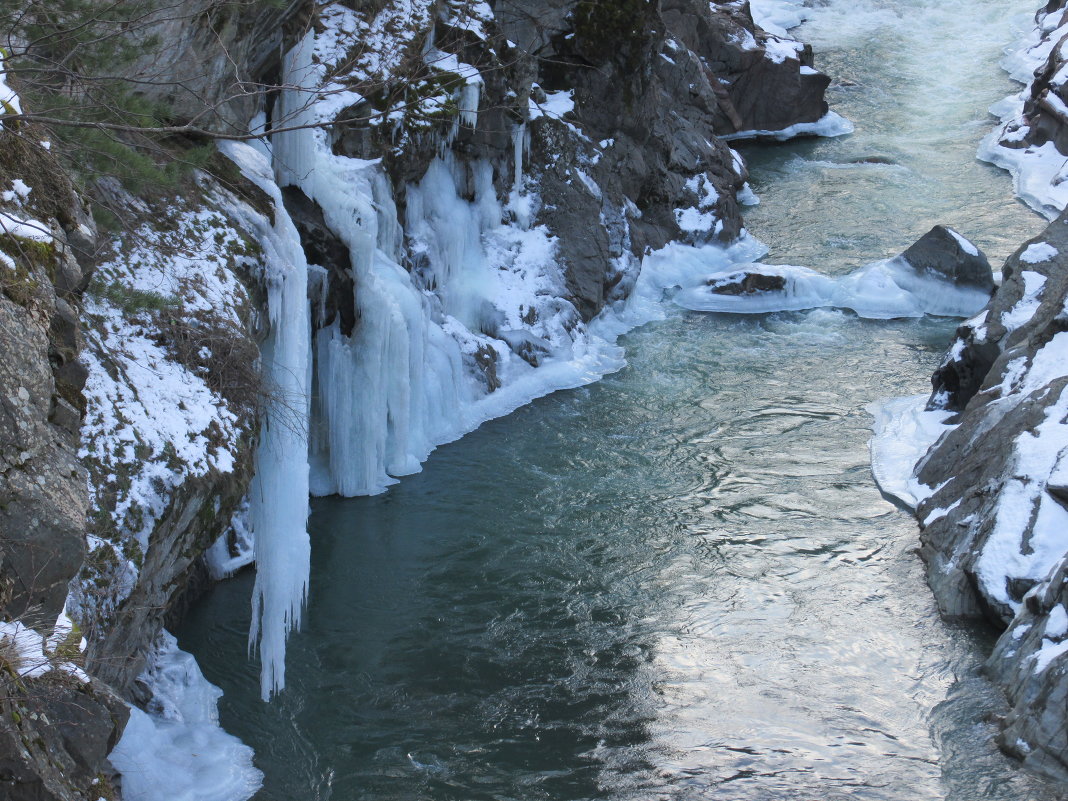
left=671, top=256, right=992, bottom=319
left=108, top=632, right=263, bottom=801
left=866, top=395, right=956, bottom=509
left=722, top=111, right=855, bottom=142
left=749, top=0, right=812, bottom=37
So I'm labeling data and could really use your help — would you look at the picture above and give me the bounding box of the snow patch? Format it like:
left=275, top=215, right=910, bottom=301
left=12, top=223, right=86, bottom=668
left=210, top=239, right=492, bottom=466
left=867, top=395, right=956, bottom=509
left=1021, top=242, right=1059, bottom=264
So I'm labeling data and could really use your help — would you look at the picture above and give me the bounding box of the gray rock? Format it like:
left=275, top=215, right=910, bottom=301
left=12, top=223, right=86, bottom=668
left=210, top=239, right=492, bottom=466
left=901, top=225, right=995, bottom=292
left=0, top=673, right=128, bottom=801
left=988, top=556, right=1068, bottom=785
left=915, top=208, right=1068, bottom=785
left=707, top=271, right=788, bottom=295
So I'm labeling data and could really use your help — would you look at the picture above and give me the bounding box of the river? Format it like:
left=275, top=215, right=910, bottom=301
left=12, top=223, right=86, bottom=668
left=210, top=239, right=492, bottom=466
left=180, top=0, right=1057, bottom=798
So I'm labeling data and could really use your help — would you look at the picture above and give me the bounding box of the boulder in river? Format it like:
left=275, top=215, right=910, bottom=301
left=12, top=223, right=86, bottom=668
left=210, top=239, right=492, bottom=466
left=900, top=225, right=995, bottom=293
left=706, top=271, right=788, bottom=295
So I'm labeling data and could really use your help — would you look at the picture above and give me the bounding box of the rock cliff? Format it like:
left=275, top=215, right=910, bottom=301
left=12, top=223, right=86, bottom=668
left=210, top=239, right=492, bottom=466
left=906, top=2, right=1068, bottom=783
left=917, top=211, right=1068, bottom=783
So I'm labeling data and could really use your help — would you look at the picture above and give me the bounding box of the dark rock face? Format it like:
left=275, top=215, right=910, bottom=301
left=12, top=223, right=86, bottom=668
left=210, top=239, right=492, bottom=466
left=901, top=225, right=995, bottom=292
left=707, top=271, right=788, bottom=295
left=282, top=187, right=358, bottom=336
left=988, top=559, right=1068, bottom=784
left=915, top=209, right=1068, bottom=784
left=0, top=674, right=128, bottom=801
left=325, top=0, right=833, bottom=323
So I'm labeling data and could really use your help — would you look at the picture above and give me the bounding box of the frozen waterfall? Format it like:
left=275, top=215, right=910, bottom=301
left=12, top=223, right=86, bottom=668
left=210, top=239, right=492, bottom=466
left=218, top=140, right=312, bottom=701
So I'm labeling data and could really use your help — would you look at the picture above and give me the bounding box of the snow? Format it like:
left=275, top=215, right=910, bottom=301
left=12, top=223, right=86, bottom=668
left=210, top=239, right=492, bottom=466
left=1033, top=638, right=1068, bottom=673
left=444, top=0, right=493, bottom=40
left=108, top=632, right=262, bottom=801
left=1046, top=604, right=1068, bottom=638
left=974, top=338, right=1068, bottom=612
left=946, top=227, right=979, bottom=257
left=1000, top=270, right=1047, bottom=333
left=77, top=211, right=247, bottom=554
left=674, top=174, right=723, bottom=234
left=0, top=619, right=88, bottom=682
left=722, top=110, right=855, bottom=142
left=1020, top=242, right=1059, bottom=264
left=866, top=395, right=956, bottom=509
left=923, top=497, right=962, bottom=526
left=528, top=88, right=575, bottom=122
left=762, top=36, right=804, bottom=64
left=672, top=256, right=992, bottom=319
left=0, top=210, right=53, bottom=242
left=749, top=0, right=811, bottom=37
left=0, top=53, right=22, bottom=131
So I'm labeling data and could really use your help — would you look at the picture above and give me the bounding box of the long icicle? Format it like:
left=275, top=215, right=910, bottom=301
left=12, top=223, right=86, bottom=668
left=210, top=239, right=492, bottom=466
left=219, top=134, right=312, bottom=701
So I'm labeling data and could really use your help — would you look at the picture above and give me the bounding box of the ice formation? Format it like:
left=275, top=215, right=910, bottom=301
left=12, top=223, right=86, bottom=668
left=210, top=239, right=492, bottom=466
left=217, top=141, right=313, bottom=701
left=108, top=632, right=263, bottom=801
left=668, top=255, right=992, bottom=319
left=211, top=0, right=867, bottom=705
left=866, top=395, right=956, bottom=509
left=722, top=111, right=855, bottom=142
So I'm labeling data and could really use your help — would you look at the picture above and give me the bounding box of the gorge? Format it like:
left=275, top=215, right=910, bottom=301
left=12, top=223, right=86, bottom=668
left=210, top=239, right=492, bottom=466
left=3, top=0, right=1068, bottom=799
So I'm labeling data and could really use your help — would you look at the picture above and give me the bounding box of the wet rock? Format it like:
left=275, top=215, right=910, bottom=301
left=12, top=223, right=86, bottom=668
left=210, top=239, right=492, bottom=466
left=281, top=187, right=357, bottom=336
left=900, top=225, right=995, bottom=292
left=706, top=271, right=787, bottom=295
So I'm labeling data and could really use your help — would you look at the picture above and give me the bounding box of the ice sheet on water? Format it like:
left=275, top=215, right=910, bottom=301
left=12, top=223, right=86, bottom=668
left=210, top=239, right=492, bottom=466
left=672, top=257, right=992, bottom=319
left=722, top=111, right=854, bottom=142
left=866, top=395, right=956, bottom=509
left=108, top=632, right=263, bottom=801
left=749, top=0, right=811, bottom=37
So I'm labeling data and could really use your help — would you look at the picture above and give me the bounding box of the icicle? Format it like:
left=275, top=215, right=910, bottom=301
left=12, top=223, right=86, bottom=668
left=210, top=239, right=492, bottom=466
left=459, top=81, right=481, bottom=129
left=508, top=123, right=533, bottom=229
left=512, top=122, right=525, bottom=190
left=217, top=139, right=312, bottom=701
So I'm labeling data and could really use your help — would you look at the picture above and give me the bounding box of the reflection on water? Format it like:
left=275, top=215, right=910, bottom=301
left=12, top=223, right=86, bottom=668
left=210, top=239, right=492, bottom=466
left=181, top=0, right=1057, bottom=798
left=183, top=313, right=1051, bottom=801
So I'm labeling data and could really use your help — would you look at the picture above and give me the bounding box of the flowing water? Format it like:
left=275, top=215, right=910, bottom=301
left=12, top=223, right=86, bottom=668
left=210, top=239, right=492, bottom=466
left=182, top=0, right=1058, bottom=798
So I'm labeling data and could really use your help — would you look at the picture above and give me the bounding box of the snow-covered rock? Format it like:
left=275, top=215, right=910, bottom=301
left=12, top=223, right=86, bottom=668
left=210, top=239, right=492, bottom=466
left=908, top=209, right=1068, bottom=784
left=979, top=0, right=1068, bottom=218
